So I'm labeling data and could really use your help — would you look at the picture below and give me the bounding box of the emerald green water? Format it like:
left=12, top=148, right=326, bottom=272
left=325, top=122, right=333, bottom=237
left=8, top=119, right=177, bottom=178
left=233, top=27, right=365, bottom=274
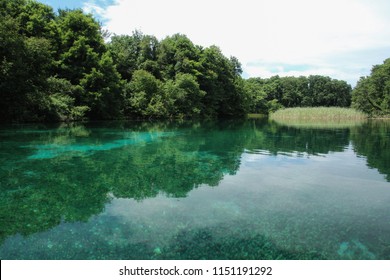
left=1, top=119, right=389, bottom=260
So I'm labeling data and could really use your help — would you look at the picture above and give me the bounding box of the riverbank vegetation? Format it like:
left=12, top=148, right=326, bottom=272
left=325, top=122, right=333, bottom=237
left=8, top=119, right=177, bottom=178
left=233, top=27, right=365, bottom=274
left=0, top=0, right=389, bottom=123
left=269, top=107, right=367, bottom=128
left=270, top=107, right=367, bottom=121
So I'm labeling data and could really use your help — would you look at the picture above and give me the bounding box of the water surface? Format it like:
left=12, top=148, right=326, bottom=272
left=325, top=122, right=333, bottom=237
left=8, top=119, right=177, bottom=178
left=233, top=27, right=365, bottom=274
left=0, top=119, right=389, bottom=259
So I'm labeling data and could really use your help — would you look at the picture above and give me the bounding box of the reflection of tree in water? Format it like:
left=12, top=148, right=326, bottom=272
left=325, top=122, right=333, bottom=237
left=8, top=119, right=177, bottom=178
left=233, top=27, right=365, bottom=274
left=0, top=121, right=249, bottom=243
left=245, top=119, right=350, bottom=156
left=351, top=120, right=390, bottom=182
left=0, top=119, right=379, bottom=245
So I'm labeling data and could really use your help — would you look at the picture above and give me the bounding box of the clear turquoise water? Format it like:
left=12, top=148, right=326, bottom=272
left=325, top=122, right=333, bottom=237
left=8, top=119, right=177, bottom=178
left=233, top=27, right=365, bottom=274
left=0, top=119, right=389, bottom=259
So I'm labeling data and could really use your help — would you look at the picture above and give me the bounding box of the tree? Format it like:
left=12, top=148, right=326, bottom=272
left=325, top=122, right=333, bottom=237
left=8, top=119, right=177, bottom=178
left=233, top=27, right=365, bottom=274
left=79, top=52, right=124, bottom=119
left=158, top=34, right=202, bottom=80
left=0, top=12, right=53, bottom=121
left=58, top=36, right=99, bottom=85
left=55, top=9, right=126, bottom=120
left=244, top=78, right=268, bottom=114
left=352, top=59, right=390, bottom=116
left=330, top=79, right=351, bottom=107
left=55, top=10, right=105, bottom=84
left=244, top=75, right=351, bottom=113
left=56, top=9, right=105, bottom=53
left=126, top=70, right=162, bottom=118
left=279, top=76, right=307, bottom=107
left=306, top=75, right=351, bottom=107
left=137, top=34, right=160, bottom=78
left=109, top=34, right=140, bottom=81
left=163, top=73, right=206, bottom=117
left=0, top=0, right=25, bottom=18
left=109, top=31, right=160, bottom=81
left=18, top=0, right=56, bottom=38
left=352, top=77, right=373, bottom=114
left=0, top=15, right=27, bottom=121
left=199, top=46, right=247, bottom=117
left=45, top=77, right=89, bottom=121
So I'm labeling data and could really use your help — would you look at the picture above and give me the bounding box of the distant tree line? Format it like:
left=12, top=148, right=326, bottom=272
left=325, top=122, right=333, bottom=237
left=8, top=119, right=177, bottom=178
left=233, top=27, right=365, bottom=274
left=244, top=75, right=352, bottom=114
left=2, top=0, right=387, bottom=122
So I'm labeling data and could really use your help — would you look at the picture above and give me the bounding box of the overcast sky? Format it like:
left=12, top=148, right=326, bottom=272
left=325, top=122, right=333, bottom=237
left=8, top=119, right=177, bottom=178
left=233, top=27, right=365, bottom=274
left=42, top=0, right=390, bottom=86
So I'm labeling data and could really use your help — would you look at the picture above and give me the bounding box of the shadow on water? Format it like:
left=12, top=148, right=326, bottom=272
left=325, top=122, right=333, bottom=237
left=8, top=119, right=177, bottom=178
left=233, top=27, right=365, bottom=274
left=0, top=119, right=390, bottom=259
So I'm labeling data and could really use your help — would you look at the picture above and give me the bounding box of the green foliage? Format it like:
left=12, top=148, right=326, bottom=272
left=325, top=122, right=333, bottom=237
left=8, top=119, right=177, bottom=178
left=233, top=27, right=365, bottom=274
left=157, top=33, right=202, bottom=80
left=307, top=75, right=351, bottom=107
left=58, top=36, right=100, bottom=84
left=1, top=0, right=374, bottom=123
left=352, top=59, right=390, bottom=116
left=79, top=52, right=124, bottom=119
left=0, top=11, right=54, bottom=122
left=56, top=9, right=105, bottom=53
left=0, top=0, right=25, bottom=18
left=108, top=32, right=143, bottom=81
left=18, top=0, right=56, bottom=38
left=198, top=46, right=248, bottom=117
left=280, top=76, right=307, bottom=107
left=244, top=78, right=268, bottom=114
left=0, top=1, right=129, bottom=122
left=267, top=99, right=284, bottom=113
left=126, top=70, right=162, bottom=117
left=163, top=73, right=206, bottom=118
left=109, top=31, right=247, bottom=119
left=0, top=15, right=28, bottom=120
left=45, top=77, right=89, bottom=121
left=244, top=75, right=352, bottom=114
left=0, top=0, right=250, bottom=123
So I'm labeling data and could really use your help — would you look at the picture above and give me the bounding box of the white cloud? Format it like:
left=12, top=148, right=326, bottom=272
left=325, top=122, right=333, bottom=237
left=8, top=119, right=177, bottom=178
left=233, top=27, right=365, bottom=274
left=82, top=0, right=112, bottom=18
left=87, top=0, right=390, bottom=85
left=83, top=3, right=105, bottom=17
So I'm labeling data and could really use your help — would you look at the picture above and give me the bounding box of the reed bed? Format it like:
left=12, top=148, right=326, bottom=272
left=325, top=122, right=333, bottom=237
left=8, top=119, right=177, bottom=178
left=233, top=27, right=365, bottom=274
left=269, top=107, right=368, bottom=128
left=270, top=107, right=367, bottom=121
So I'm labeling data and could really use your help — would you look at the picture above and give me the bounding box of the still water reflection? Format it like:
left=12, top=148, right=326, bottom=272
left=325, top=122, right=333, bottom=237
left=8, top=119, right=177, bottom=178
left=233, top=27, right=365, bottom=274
left=0, top=119, right=389, bottom=259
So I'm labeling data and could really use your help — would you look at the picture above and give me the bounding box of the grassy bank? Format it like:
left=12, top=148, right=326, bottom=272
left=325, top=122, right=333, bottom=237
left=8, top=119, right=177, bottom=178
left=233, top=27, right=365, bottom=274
left=269, top=107, right=368, bottom=128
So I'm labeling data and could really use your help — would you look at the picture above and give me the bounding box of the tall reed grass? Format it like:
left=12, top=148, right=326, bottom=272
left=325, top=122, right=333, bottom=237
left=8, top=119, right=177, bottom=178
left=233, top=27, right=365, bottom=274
left=269, top=107, right=368, bottom=128
left=270, top=107, right=367, bottom=121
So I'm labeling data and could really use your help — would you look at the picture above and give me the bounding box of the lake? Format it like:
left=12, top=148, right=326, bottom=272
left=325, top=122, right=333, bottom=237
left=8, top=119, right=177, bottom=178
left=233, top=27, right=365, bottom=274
left=0, top=118, right=389, bottom=259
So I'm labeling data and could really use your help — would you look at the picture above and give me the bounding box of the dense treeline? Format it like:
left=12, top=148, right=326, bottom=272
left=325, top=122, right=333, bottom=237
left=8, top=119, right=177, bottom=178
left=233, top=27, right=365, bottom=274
left=0, top=0, right=246, bottom=122
left=108, top=32, right=247, bottom=119
left=0, top=0, right=363, bottom=123
left=245, top=75, right=351, bottom=114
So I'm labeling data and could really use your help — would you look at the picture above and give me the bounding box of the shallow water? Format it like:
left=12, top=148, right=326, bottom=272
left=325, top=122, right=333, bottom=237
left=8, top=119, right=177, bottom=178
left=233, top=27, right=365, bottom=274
left=0, top=119, right=389, bottom=259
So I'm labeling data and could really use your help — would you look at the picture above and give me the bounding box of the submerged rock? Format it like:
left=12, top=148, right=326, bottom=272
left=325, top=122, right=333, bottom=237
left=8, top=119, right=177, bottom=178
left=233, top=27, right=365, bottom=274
left=337, top=240, right=376, bottom=259
left=153, top=247, right=162, bottom=255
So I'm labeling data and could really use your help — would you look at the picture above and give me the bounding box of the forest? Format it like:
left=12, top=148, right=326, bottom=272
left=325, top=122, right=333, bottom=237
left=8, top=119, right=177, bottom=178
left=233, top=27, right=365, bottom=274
left=0, top=0, right=388, bottom=122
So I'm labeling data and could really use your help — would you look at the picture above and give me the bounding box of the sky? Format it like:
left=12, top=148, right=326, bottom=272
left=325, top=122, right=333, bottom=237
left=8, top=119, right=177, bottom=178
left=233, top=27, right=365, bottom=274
left=41, top=0, right=390, bottom=86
